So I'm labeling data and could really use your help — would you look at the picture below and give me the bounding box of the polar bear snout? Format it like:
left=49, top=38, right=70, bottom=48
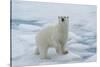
left=61, top=18, right=64, bottom=22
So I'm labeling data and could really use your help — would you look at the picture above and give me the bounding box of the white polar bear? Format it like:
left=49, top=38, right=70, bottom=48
left=35, top=16, right=69, bottom=59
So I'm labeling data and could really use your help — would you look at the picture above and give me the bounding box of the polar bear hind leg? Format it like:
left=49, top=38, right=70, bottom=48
left=38, top=44, right=48, bottom=59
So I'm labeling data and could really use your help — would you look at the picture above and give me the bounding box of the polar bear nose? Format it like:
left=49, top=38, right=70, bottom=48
left=61, top=18, right=64, bottom=22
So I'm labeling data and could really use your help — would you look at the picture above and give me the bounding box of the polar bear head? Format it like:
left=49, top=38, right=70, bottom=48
left=58, top=16, right=69, bottom=26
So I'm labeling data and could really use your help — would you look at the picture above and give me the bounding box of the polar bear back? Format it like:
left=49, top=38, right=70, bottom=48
left=36, top=25, right=58, bottom=47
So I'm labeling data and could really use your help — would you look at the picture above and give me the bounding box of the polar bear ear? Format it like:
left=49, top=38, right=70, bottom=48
left=66, top=16, right=69, bottom=19
left=58, top=16, right=60, bottom=19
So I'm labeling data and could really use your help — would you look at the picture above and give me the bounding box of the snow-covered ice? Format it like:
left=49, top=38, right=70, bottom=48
left=11, top=1, right=97, bottom=67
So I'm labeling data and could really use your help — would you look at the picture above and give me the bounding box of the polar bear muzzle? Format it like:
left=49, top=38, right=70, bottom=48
left=61, top=18, right=64, bottom=22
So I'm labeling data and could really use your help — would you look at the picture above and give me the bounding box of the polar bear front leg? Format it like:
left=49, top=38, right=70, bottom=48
left=61, top=44, right=68, bottom=54
left=60, top=41, right=68, bottom=54
left=53, top=41, right=63, bottom=55
left=56, top=45, right=63, bottom=55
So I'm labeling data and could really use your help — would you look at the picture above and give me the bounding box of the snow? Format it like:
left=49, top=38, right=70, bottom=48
left=11, top=1, right=96, bottom=67
left=18, top=24, right=41, bottom=32
left=85, top=54, right=97, bottom=62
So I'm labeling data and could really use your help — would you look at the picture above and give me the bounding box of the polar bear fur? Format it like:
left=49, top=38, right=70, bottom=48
left=35, top=16, right=69, bottom=59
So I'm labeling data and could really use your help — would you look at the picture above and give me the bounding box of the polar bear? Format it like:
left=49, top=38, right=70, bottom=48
left=35, top=16, right=69, bottom=59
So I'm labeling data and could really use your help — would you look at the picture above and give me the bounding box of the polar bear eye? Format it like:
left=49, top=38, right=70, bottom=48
left=64, top=16, right=66, bottom=18
left=67, top=16, right=69, bottom=19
